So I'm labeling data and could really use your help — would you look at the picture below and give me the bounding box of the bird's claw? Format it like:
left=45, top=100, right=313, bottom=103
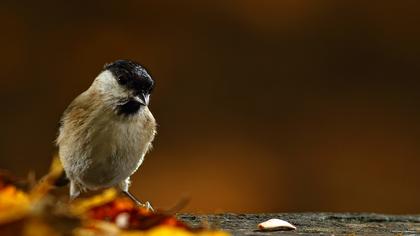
left=140, top=201, right=154, bottom=212
left=132, top=199, right=153, bottom=211
left=122, top=191, right=154, bottom=212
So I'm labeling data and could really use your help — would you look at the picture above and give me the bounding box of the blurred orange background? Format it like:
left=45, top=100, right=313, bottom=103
left=0, top=1, right=419, bottom=213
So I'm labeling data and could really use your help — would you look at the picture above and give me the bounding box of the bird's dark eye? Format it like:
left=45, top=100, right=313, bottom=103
left=117, top=75, right=129, bottom=85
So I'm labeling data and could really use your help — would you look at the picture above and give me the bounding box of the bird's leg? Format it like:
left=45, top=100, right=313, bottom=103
left=122, top=191, right=154, bottom=212
left=119, top=178, right=154, bottom=211
left=69, top=181, right=81, bottom=200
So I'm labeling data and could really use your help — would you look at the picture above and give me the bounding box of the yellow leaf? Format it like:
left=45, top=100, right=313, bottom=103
left=29, top=154, right=64, bottom=201
left=0, top=186, right=30, bottom=224
left=71, top=188, right=118, bottom=216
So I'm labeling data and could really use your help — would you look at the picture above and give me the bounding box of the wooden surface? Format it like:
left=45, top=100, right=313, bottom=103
left=178, top=213, right=420, bottom=235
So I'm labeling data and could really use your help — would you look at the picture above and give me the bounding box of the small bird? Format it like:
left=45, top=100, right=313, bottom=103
left=56, top=60, right=156, bottom=210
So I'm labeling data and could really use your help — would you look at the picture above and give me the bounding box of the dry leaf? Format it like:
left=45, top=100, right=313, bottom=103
left=0, top=156, right=231, bottom=235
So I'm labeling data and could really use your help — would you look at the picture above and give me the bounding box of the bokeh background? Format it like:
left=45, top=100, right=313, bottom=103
left=0, top=1, right=419, bottom=213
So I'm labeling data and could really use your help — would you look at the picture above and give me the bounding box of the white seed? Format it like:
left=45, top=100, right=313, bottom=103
left=115, top=212, right=130, bottom=229
left=258, top=218, right=297, bottom=231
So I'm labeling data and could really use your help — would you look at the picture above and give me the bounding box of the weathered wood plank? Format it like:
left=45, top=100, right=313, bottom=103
left=178, top=213, right=420, bottom=235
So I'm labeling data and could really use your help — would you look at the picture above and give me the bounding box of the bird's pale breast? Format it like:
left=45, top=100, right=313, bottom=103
left=59, top=102, right=156, bottom=191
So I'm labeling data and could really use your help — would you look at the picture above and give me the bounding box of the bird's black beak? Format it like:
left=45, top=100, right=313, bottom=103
left=134, top=93, right=149, bottom=106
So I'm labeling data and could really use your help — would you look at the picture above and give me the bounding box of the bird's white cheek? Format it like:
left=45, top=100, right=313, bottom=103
left=92, top=71, right=131, bottom=105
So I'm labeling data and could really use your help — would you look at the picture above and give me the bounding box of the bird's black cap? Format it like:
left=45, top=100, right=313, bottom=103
left=104, top=60, right=154, bottom=95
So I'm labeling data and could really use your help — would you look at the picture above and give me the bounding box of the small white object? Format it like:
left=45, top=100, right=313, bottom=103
left=258, top=218, right=297, bottom=231
left=115, top=212, right=130, bottom=229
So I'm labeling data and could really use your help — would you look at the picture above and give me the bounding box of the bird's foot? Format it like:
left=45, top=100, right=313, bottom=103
left=122, top=191, right=155, bottom=212
left=134, top=200, right=154, bottom=212
left=141, top=201, right=154, bottom=212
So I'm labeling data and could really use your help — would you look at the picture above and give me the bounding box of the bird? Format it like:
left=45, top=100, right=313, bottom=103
left=56, top=59, right=156, bottom=210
